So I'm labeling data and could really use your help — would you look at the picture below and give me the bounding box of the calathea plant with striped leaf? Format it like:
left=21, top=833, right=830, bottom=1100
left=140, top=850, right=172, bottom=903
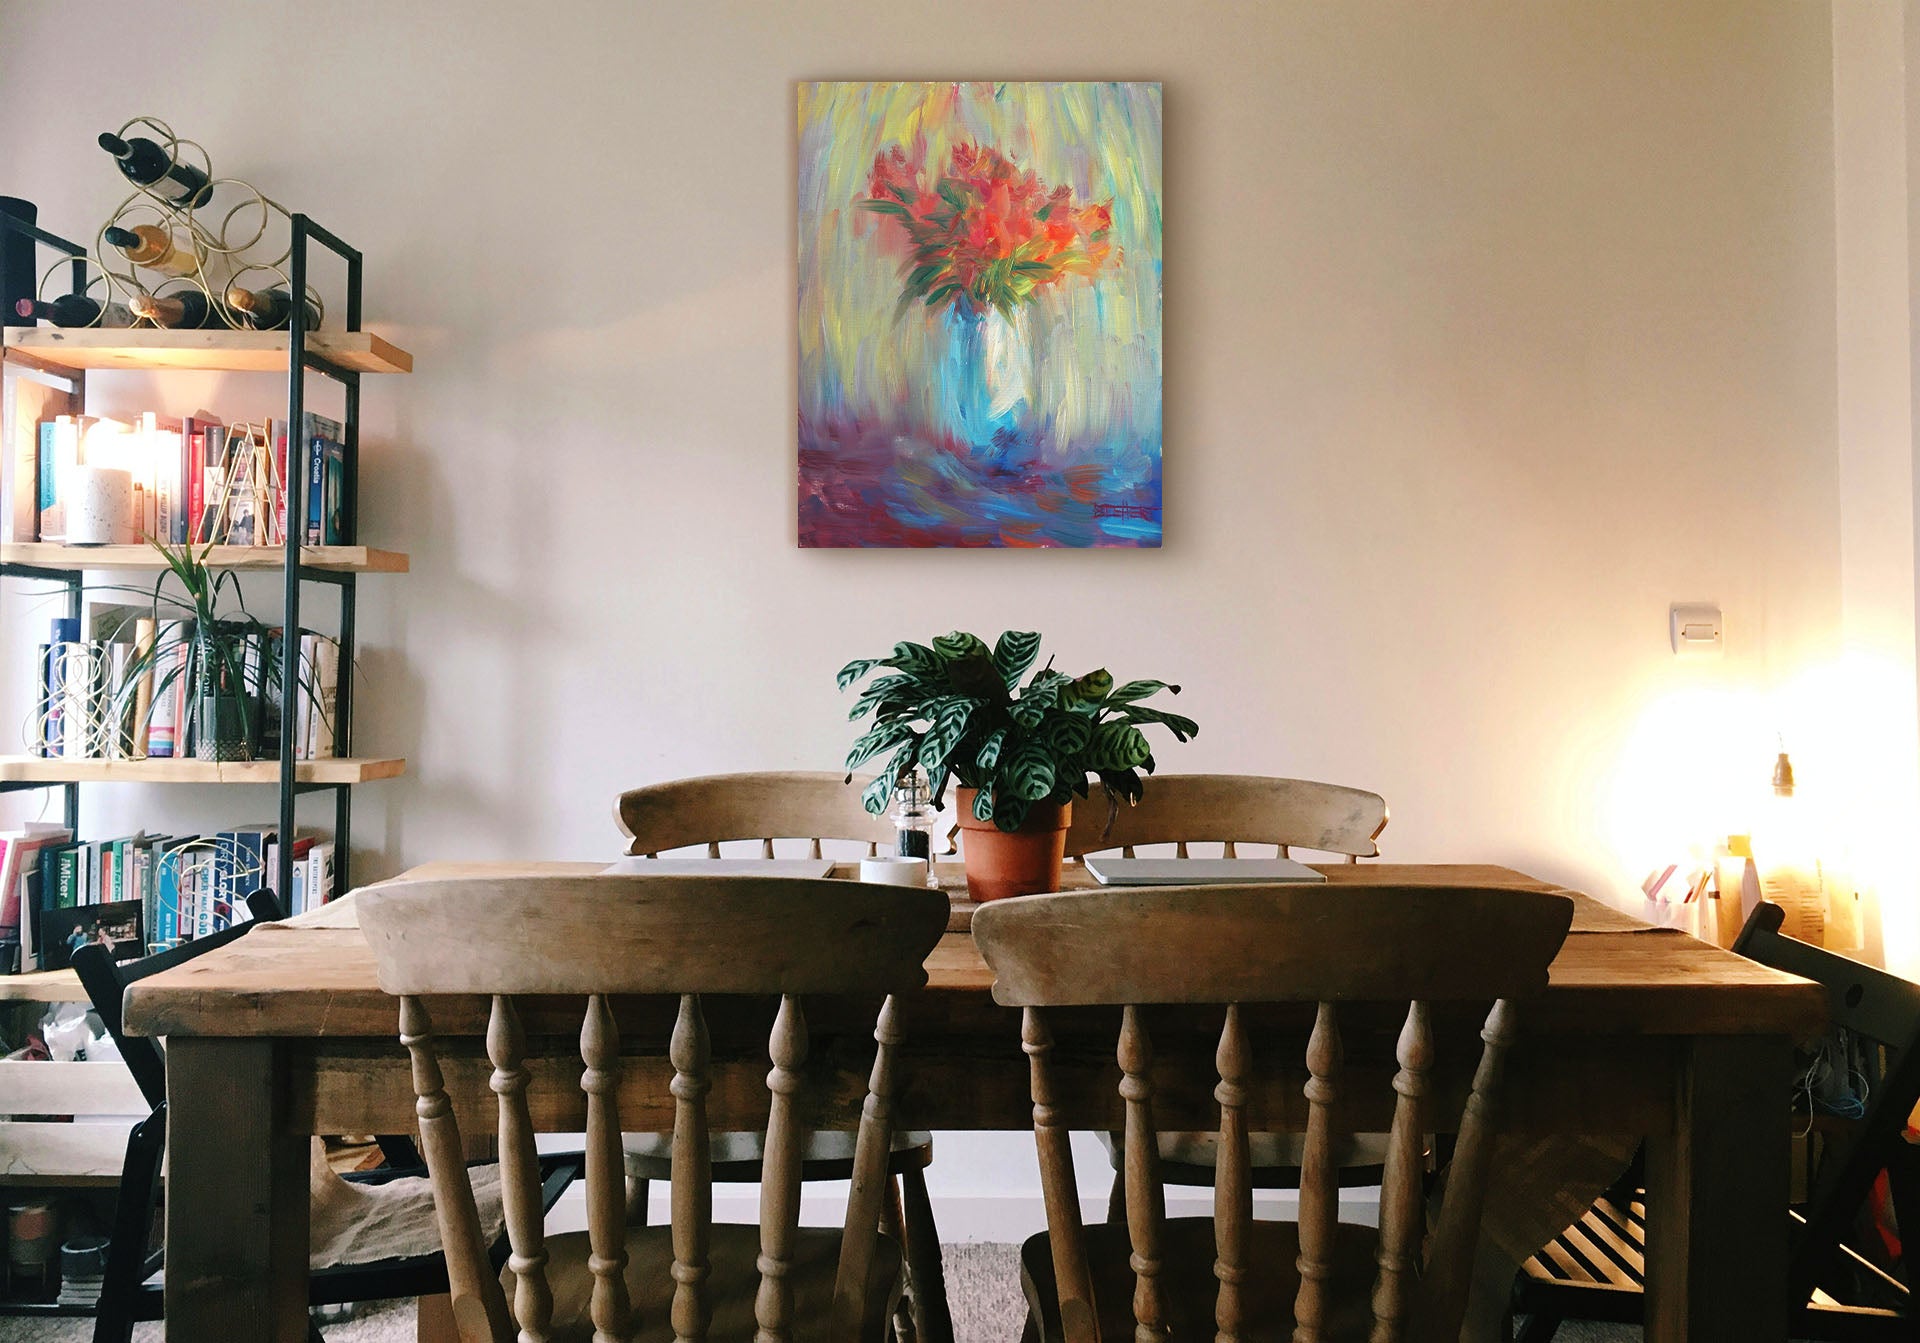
left=838, top=630, right=1198, bottom=832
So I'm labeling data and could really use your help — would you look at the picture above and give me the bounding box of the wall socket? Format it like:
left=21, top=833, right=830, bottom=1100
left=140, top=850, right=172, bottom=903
left=1670, top=603, right=1722, bottom=656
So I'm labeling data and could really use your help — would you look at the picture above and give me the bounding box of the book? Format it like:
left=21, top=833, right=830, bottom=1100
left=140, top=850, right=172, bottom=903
left=145, top=620, right=191, bottom=758
left=54, top=844, right=80, bottom=910
left=307, top=637, right=339, bottom=759
left=132, top=412, right=181, bottom=541
left=262, top=833, right=316, bottom=912
left=186, top=423, right=213, bottom=545
left=324, top=436, right=348, bottom=543
left=307, top=840, right=335, bottom=908
left=106, top=834, right=142, bottom=903
left=19, top=867, right=42, bottom=970
left=55, top=639, right=91, bottom=758
left=270, top=418, right=288, bottom=543
left=0, top=837, right=14, bottom=946
left=175, top=413, right=216, bottom=544
left=0, top=825, right=70, bottom=955
left=294, top=634, right=312, bottom=760
left=298, top=413, right=343, bottom=542
left=36, top=841, right=74, bottom=934
left=154, top=837, right=196, bottom=948
left=107, top=642, right=132, bottom=758
left=130, top=617, right=156, bottom=758
left=26, top=857, right=46, bottom=961
left=198, top=425, right=234, bottom=544
left=38, top=414, right=85, bottom=541
left=306, top=433, right=325, bottom=543
left=3, top=361, right=69, bottom=542
left=192, top=847, right=216, bottom=940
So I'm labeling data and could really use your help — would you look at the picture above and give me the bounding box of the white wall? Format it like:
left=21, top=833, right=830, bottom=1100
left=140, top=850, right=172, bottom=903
left=0, top=0, right=1850, bottom=1225
left=1831, top=0, right=1920, bottom=973
left=0, top=0, right=1845, bottom=899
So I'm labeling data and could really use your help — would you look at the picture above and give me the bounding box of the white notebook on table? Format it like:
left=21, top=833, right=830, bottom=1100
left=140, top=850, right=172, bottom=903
left=1082, top=857, right=1328, bottom=886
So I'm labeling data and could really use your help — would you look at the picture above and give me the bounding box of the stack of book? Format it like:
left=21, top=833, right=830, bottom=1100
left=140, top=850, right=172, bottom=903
left=0, top=822, right=334, bottom=973
left=1, top=407, right=350, bottom=547
left=33, top=614, right=339, bottom=762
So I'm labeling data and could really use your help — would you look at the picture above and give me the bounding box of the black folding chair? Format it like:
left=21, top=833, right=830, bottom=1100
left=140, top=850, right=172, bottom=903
left=1512, top=901, right=1920, bottom=1340
left=72, top=889, right=580, bottom=1343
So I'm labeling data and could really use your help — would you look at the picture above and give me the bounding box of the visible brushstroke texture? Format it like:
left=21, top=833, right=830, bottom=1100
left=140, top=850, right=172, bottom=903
left=798, top=81, right=1164, bottom=548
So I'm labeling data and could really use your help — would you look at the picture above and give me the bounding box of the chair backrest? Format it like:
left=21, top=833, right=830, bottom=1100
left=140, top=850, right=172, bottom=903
left=72, top=887, right=285, bottom=1110
left=1062, top=774, right=1389, bottom=862
left=1730, top=901, right=1920, bottom=1311
left=359, top=875, right=948, bottom=1343
left=974, top=884, right=1573, bottom=1343
left=615, top=770, right=900, bottom=858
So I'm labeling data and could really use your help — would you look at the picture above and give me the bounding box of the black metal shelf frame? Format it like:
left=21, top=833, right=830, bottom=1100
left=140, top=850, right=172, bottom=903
left=0, top=212, right=374, bottom=907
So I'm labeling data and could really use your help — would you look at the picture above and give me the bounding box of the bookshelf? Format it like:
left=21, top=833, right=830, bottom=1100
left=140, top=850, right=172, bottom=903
left=0, top=755, right=405, bottom=785
left=0, top=211, right=409, bottom=918
left=0, top=542, right=408, bottom=573
left=2, top=326, right=413, bottom=375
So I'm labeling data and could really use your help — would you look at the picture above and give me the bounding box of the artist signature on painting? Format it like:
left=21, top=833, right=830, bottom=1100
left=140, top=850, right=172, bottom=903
left=1093, top=503, right=1160, bottom=521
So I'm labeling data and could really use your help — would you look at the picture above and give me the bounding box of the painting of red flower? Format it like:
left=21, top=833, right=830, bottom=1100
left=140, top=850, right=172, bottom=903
left=798, top=82, right=1163, bottom=548
left=860, top=140, right=1118, bottom=318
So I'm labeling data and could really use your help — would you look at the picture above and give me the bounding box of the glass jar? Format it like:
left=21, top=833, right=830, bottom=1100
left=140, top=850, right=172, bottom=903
left=890, top=770, right=936, bottom=866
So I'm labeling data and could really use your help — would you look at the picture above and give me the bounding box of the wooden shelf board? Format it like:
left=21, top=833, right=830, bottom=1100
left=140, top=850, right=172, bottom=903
left=0, top=968, right=84, bottom=1002
left=2, top=327, right=413, bottom=374
left=0, top=543, right=408, bottom=574
left=0, top=756, right=406, bottom=785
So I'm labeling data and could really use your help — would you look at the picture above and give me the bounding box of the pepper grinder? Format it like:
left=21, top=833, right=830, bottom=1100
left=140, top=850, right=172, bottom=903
left=890, top=770, right=938, bottom=884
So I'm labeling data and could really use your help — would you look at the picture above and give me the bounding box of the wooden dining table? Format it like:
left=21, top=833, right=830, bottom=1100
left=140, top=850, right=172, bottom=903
left=121, top=860, right=1825, bottom=1342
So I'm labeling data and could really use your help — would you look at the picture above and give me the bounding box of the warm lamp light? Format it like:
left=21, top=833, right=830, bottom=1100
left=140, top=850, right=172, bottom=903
left=1750, top=746, right=1855, bottom=947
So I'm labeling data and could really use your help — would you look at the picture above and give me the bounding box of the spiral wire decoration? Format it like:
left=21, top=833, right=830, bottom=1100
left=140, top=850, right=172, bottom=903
left=148, top=835, right=269, bottom=953
left=35, top=115, right=323, bottom=330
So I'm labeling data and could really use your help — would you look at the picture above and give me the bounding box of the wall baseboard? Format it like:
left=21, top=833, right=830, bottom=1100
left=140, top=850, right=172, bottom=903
left=551, top=1186, right=1382, bottom=1243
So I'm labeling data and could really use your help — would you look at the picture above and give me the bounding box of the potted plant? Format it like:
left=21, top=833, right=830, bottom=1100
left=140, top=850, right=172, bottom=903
left=106, top=539, right=312, bottom=761
left=839, top=630, right=1197, bottom=900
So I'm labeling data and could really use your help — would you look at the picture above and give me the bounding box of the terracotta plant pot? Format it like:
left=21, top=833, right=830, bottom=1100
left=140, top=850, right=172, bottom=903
left=955, top=787, right=1071, bottom=902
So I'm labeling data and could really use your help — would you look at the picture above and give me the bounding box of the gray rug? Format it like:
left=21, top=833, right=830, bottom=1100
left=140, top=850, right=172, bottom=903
left=0, top=1246, right=1643, bottom=1341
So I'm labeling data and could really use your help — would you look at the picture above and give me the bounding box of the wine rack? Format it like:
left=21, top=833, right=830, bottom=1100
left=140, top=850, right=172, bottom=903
left=21, top=116, right=325, bottom=338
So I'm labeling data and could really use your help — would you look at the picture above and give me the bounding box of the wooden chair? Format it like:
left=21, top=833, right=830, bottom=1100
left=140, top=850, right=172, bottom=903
left=359, top=873, right=948, bottom=1343
left=1062, top=773, right=1391, bottom=1217
left=1512, top=900, right=1920, bottom=1340
left=614, top=770, right=952, bottom=1341
left=973, top=883, right=1574, bottom=1342
left=1062, top=773, right=1388, bottom=862
left=615, top=769, right=899, bottom=860
left=71, top=890, right=578, bottom=1343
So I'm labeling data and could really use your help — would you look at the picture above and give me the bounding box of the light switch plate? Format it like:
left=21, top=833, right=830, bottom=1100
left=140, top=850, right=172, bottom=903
left=1670, top=603, right=1722, bottom=655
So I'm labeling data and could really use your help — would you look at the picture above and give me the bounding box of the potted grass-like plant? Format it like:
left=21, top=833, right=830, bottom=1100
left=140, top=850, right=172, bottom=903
left=838, top=630, right=1197, bottom=900
left=106, top=539, right=310, bottom=761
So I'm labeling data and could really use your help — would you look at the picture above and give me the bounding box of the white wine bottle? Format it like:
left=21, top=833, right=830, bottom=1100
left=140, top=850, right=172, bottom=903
left=98, top=132, right=214, bottom=209
left=129, top=288, right=222, bottom=330
left=225, top=285, right=320, bottom=331
left=104, top=224, right=199, bottom=278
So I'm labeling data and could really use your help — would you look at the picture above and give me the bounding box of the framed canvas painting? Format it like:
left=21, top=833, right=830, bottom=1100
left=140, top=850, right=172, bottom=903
left=798, top=81, right=1163, bottom=547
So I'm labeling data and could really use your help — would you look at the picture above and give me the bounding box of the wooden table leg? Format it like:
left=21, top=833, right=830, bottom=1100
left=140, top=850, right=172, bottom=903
left=166, top=1038, right=309, bottom=1342
left=1643, top=1035, right=1792, bottom=1342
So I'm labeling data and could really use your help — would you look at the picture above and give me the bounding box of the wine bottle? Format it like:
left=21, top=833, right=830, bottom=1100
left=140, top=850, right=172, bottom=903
left=103, top=224, right=198, bottom=278
left=98, top=133, right=214, bottom=209
left=225, top=285, right=320, bottom=331
left=14, top=295, right=134, bottom=328
left=129, top=288, right=221, bottom=330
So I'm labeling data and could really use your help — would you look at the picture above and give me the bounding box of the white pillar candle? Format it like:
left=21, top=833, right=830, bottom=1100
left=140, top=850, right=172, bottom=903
left=66, top=465, right=137, bottom=545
